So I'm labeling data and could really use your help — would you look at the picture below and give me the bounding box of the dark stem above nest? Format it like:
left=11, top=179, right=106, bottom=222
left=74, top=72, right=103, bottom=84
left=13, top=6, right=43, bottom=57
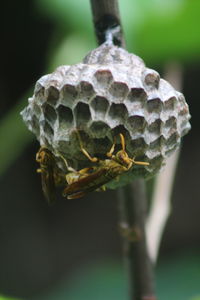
left=90, top=0, right=125, bottom=47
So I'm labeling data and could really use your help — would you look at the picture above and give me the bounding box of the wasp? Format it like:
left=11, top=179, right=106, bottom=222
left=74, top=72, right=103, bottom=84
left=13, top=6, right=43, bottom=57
left=36, top=147, right=65, bottom=204
left=63, top=133, right=149, bottom=200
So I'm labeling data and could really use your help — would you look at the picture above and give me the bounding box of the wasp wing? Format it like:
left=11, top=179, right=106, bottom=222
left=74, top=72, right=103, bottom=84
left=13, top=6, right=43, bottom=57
left=40, top=165, right=56, bottom=205
left=63, top=168, right=110, bottom=199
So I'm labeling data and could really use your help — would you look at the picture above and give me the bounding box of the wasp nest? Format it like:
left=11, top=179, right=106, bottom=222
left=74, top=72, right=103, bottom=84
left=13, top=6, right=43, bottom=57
left=21, top=43, right=191, bottom=189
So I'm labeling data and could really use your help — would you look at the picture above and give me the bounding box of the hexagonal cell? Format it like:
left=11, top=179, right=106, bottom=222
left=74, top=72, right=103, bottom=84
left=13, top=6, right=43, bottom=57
left=90, top=96, right=109, bottom=118
left=33, top=102, right=42, bottom=117
left=165, top=132, right=179, bottom=149
left=60, top=84, right=78, bottom=108
left=74, top=102, right=91, bottom=127
left=109, top=81, right=129, bottom=103
left=94, top=69, right=113, bottom=88
left=143, top=69, right=160, bottom=88
left=164, top=96, right=177, bottom=111
left=42, top=120, right=54, bottom=137
left=146, top=98, right=163, bottom=113
left=89, top=121, right=110, bottom=138
left=126, top=88, right=147, bottom=103
left=148, top=119, right=162, bottom=135
left=34, top=85, right=45, bottom=101
left=45, top=86, right=59, bottom=106
left=43, top=103, right=57, bottom=125
left=149, top=135, right=166, bottom=153
left=179, top=107, right=189, bottom=117
left=110, top=125, right=130, bottom=143
left=108, top=103, right=128, bottom=123
left=148, top=155, right=163, bottom=171
left=129, top=138, right=148, bottom=156
left=57, top=105, right=73, bottom=128
left=92, top=136, right=112, bottom=157
left=127, top=115, right=147, bottom=134
left=162, top=117, right=177, bottom=139
left=165, top=116, right=177, bottom=130
left=77, top=81, right=95, bottom=101
left=31, top=114, right=40, bottom=137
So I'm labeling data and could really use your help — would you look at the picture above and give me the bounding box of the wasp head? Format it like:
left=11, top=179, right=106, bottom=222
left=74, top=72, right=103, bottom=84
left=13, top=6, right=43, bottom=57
left=115, top=150, right=133, bottom=170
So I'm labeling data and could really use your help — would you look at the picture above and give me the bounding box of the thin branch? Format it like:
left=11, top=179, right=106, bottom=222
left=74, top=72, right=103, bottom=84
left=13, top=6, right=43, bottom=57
left=146, top=62, right=183, bottom=263
left=89, top=1, right=157, bottom=299
left=118, top=181, right=157, bottom=300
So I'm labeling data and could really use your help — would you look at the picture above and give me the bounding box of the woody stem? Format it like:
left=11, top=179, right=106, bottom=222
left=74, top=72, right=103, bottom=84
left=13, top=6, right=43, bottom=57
left=118, top=181, right=157, bottom=300
left=89, top=1, right=157, bottom=299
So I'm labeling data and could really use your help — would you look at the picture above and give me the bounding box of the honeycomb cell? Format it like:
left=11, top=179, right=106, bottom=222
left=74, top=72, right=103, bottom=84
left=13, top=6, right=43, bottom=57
left=89, top=121, right=110, bottom=138
left=127, top=115, right=147, bottom=134
left=60, top=84, right=78, bottom=108
left=148, top=119, right=162, bottom=135
left=127, top=88, right=147, bottom=103
left=147, top=98, right=163, bottom=113
left=166, top=132, right=179, bottom=148
left=45, top=86, right=59, bottom=106
left=43, top=104, right=57, bottom=125
left=108, top=103, right=128, bottom=124
left=109, top=81, right=129, bottom=102
left=94, top=69, right=113, bottom=89
left=74, top=102, right=91, bottom=127
left=143, top=69, right=160, bottom=88
left=42, top=120, right=54, bottom=138
left=77, top=81, right=95, bottom=101
left=90, top=96, right=109, bottom=118
left=31, top=114, right=40, bottom=137
left=129, top=138, right=148, bottom=156
left=149, top=136, right=166, bottom=152
left=32, top=102, right=41, bottom=117
left=57, top=105, right=73, bottom=127
left=164, top=96, right=177, bottom=111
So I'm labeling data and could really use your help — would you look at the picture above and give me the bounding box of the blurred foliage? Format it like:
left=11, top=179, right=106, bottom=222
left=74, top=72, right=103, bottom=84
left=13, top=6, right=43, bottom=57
left=34, top=251, right=200, bottom=300
left=1, top=0, right=200, bottom=175
left=0, top=297, right=20, bottom=300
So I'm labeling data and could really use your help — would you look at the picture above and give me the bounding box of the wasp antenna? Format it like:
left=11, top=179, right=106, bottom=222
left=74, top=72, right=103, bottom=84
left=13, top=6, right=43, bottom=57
left=119, top=133, right=126, bottom=151
left=131, top=159, right=149, bottom=166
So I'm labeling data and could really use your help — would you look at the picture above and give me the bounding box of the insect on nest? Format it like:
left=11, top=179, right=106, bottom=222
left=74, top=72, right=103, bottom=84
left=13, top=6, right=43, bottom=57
left=36, top=133, right=149, bottom=203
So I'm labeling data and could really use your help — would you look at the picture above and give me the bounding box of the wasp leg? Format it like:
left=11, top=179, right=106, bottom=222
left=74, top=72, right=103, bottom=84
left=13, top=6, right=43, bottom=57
left=76, top=130, right=98, bottom=162
left=81, top=147, right=98, bottom=163
left=106, top=142, right=115, bottom=158
left=119, top=133, right=126, bottom=151
left=58, top=153, right=76, bottom=172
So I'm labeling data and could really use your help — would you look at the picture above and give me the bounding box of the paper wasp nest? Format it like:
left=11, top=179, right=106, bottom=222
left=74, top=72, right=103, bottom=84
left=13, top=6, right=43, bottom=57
left=21, top=43, right=191, bottom=188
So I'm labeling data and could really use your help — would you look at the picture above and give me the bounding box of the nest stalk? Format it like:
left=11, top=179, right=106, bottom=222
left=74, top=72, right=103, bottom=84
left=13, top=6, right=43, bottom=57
left=89, top=1, right=157, bottom=299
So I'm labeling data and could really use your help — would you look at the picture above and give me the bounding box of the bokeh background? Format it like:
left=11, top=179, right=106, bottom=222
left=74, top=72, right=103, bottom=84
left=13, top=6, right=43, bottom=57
left=0, top=0, right=200, bottom=299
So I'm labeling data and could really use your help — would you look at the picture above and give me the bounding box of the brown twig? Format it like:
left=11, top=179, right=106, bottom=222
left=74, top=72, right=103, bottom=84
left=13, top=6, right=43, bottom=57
left=89, top=1, right=157, bottom=299
left=118, top=181, right=157, bottom=300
